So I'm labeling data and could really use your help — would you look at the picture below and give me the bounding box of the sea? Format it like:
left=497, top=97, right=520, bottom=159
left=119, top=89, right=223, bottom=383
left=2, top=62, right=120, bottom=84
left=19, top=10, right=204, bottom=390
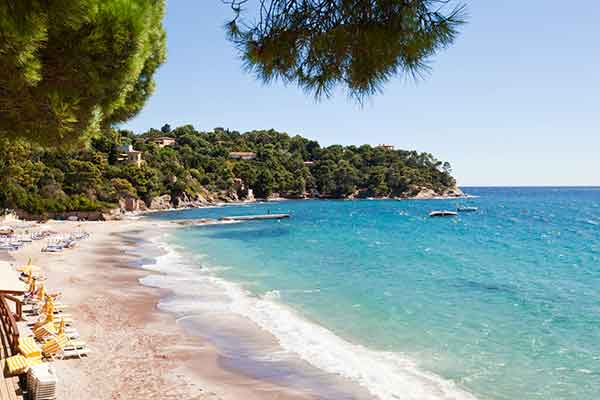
left=142, top=187, right=600, bottom=400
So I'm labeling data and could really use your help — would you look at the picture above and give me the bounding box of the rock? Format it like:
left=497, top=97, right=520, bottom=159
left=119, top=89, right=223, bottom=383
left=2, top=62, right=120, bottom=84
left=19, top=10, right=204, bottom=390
left=443, top=185, right=465, bottom=197
left=102, top=208, right=123, bottom=220
left=120, top=197, right=147, bottom=212
left=412, top=187, right=437, bottom=199
left=174, top=192, right=214, bottom=208
left=149, top=194, right=172, bottom=210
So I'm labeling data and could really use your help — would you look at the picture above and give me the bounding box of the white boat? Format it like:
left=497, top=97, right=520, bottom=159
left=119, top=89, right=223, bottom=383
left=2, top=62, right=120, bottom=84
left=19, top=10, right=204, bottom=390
left=429, top=210, right=458, bottom=217
left=457, top=206, right=478, bottom=212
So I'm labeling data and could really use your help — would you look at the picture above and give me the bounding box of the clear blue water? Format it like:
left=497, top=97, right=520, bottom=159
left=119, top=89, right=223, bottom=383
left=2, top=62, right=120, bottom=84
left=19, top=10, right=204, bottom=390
left=149, top=187, right=600, bottom=400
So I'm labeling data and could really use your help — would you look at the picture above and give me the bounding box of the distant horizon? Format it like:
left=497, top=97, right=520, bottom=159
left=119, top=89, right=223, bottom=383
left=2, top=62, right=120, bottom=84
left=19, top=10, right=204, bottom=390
left=460, top=185, right=600, bottom=188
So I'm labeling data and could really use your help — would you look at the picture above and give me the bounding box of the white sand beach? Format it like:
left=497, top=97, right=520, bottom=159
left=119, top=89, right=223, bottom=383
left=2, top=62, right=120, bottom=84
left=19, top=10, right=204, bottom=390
left=3, top=220, right=313, bottom=400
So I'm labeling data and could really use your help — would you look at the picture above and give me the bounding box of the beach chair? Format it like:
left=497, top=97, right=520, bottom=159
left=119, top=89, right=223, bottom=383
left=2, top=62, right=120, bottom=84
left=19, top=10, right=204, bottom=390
left=24, top=283, right=46, bottom=305
left=18, top=336, right=42, bottom=360
left=41, top=334, right=69, bottom=359
left=30, top=300, right=73, bottom=329
left=42, top=333, right=88, bottom=360
left=4, top=354, right=43, bottom=376
left=29, top=295, right=70, bottom=317
left=33, top=321, right=56, bottom=340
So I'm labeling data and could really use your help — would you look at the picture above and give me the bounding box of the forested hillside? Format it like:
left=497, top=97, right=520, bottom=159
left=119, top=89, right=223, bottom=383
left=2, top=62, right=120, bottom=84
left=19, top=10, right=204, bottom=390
left=0, top=126, right=460, bottom=217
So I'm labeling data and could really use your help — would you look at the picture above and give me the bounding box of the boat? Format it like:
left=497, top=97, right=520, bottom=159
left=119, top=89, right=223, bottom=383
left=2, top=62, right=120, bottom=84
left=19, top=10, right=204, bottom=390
left=429, top=210, right=458, bottom=217
left=457, top=206, right=478, bottom=212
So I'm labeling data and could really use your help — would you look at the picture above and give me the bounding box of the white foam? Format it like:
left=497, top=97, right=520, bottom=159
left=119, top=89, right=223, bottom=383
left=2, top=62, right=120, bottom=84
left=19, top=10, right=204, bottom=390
left=139, top=234, right=478, bottom=400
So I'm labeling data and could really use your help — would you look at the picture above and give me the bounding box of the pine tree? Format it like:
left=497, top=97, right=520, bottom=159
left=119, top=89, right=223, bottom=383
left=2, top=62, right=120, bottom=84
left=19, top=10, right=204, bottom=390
left=0, top=0, right=166, bottom=146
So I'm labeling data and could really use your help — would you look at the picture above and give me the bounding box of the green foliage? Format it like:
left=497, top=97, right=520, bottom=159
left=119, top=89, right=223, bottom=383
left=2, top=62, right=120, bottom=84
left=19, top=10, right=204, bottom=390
left=0, top=126, right=456, bottom=214
left=254, top=168, right=274, bottom=198
left=226, top=0, right=466, bottom=99
left=0, top=0, right=166, bottom=146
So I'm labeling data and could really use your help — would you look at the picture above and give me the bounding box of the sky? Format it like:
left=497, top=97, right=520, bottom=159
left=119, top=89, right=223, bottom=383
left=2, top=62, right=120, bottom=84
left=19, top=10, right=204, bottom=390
left=123, top=1, right=600, bottom=186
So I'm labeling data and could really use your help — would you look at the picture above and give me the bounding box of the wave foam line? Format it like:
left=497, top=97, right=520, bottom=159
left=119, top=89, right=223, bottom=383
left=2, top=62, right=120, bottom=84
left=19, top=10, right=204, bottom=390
left=142, top=235, right=479, bottom=400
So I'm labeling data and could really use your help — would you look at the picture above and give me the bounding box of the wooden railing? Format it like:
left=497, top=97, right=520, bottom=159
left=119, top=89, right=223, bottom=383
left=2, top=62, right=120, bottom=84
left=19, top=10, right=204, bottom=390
left=0, top=296, right=19, bottom=353
left=2, top=296, right=22, bottom=322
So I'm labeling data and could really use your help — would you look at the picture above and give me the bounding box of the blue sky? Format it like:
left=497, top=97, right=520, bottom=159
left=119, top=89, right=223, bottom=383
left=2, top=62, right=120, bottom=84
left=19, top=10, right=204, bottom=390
left=123, top=1, right=599, bottom=186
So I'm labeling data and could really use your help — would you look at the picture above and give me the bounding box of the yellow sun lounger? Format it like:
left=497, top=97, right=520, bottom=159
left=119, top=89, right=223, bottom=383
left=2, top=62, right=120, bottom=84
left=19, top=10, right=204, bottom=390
left=4, top=354, right=43, bottom=376
left=33, top=321, right=57, bottom=340
left=42, top=334, right=70, bottom=359
left=19, top=336, right=42, bottom=359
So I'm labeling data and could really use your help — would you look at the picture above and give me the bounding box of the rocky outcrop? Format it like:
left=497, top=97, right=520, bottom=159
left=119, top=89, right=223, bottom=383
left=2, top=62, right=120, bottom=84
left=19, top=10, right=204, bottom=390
left=149, top=194, right=172, bottom=210
left=394, top=185, right=466, bottom=200
left=442, top=185, right=465, bottom=197
left=119, top=197, right=148, bottom=212
left=411, top=187, right=438, bottom=199
left=174, top=192, right=210, bottom=208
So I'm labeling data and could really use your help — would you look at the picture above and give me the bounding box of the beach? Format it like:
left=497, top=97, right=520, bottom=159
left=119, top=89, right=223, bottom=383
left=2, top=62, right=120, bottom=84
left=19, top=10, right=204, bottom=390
left=4, top=219, right=313, bottom=400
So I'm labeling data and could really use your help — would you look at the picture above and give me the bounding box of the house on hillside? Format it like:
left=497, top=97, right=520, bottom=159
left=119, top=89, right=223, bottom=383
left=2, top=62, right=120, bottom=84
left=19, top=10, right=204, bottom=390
left=377, top=144, right=395, bottom=151
left=116, top=144, right=143, bottom=167
left=229, top=151, right=257, bottom=160
left=147, top=136, right=176, bottom=148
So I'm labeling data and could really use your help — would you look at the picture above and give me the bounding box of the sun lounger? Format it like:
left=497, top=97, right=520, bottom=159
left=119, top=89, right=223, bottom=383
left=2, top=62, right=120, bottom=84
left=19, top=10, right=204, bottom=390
left=18, top=336, right=42, bottom=359
left=29, top=316, right=73, bottom=330
left=33, top=322, right=57, bottom=340
left=4, top=354, right=42, bottom=376
left=42, top=334, right=69, bottom=358
left=25, top=302, right=69, bottom=316
left=42, top=334, right=89, bottom=359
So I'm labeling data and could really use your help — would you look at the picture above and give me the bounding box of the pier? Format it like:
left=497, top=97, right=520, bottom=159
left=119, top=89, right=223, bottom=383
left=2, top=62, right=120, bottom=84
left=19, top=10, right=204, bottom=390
left=219, top=214, right=290, bottom=221
left=174, top=214, right=290, bottom=227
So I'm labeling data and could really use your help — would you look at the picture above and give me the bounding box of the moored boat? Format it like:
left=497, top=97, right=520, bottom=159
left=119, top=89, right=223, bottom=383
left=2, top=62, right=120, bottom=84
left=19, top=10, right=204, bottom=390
left=457, top=206, right=478, bottom=212
left=429, top=210, right=458, bottom=217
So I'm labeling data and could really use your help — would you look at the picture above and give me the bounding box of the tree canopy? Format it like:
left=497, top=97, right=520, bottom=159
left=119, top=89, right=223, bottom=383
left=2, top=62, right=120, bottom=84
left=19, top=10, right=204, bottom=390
left=225, top=0, right=465, bottom=99
left=0, top=0, right=166, bottom=146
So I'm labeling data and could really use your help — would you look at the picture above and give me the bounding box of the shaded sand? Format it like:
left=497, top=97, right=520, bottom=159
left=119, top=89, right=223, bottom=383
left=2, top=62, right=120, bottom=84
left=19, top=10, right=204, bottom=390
left=6, top=220, right=313, bottom=400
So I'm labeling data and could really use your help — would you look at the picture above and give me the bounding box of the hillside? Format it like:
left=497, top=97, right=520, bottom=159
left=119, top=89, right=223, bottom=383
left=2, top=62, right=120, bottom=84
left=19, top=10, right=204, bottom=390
left=0, top=126, right=462, bottom=219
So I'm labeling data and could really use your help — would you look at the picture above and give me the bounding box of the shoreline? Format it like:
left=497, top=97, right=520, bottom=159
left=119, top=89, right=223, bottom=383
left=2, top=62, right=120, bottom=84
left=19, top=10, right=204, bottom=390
left=130, top=220, right=478, bottom=400
left=3, top=215, right=480, bottom=400
left=5, top=220, right=314, bottom=400
left=129, top=194, right=476, bottom=219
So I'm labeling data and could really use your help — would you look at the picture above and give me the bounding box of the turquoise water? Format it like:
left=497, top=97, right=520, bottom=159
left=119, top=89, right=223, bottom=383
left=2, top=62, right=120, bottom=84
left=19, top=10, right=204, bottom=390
left=150, top=188, right=600, bottom=400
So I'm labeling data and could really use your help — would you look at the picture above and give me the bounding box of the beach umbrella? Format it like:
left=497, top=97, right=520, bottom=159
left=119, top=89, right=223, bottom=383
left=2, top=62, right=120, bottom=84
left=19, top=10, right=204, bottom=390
left=45, top=298, right=55, bottom=316
left=58, top=318, right=65, bottom=335
left=37, top=284, right=45, bottom=302
left=28, top=278, right=36, bottom=294
left=17, top=258, right=41, bottom=274
left=41, top=296, right=53, bottom=314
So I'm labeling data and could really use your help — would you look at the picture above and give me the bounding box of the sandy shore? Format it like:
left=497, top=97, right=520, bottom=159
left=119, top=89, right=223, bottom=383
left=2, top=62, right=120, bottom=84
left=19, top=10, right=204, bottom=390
left=6, top=220, right=313, bottom=400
